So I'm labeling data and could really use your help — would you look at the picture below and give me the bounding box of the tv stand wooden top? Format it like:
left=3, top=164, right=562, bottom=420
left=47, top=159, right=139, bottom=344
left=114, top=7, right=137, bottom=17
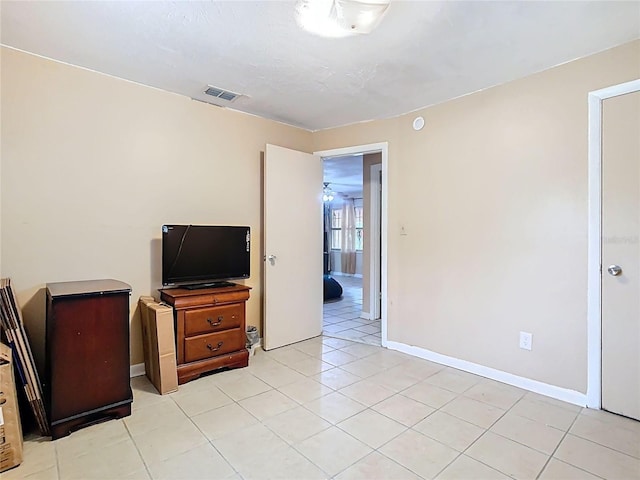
left=159, top=283, right=251, bottom=310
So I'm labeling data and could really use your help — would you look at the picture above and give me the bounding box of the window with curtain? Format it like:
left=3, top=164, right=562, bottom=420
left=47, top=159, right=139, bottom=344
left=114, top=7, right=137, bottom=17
left=331, top=206, right=364, bottom=251
left=331, top=208, right=342, bottom=249
left=341, top=199, right=357, bottom=274
left=354, top=206, right=364, bottom=251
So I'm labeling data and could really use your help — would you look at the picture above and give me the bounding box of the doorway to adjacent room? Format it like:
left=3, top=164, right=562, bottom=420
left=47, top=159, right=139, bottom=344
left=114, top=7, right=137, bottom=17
left=317, top=143, right=387, bottom=347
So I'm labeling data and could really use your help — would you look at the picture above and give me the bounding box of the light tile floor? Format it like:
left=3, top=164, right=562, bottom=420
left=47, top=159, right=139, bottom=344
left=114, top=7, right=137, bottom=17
left=7, top=337, right=640, bottom=480
left=323, top=275, right=381, bottom=346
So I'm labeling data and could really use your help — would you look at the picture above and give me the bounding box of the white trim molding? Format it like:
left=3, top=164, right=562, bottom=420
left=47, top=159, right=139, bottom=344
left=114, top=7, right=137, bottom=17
left=130, top=363, right=146, bottom=378
left=370, top=163, right=382, bottom=322
left=587, top=79, right=640, bottom=409
left=315, top=142, right=389, bottom=347
left=387, top=341, right=587, bottom=407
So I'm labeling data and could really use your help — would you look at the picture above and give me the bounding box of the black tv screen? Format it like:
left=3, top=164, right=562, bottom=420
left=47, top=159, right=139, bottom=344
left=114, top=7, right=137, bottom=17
left=162, top=225, right=250, bottom=287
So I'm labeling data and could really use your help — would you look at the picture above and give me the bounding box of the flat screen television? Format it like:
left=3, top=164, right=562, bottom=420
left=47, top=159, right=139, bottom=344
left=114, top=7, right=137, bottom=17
left=162, top=225, right=250, bottom=288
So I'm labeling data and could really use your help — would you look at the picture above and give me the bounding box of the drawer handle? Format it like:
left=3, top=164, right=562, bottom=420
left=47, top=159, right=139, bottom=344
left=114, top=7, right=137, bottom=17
left=207, top=316, right=223, bottom=327
left=207, top=341, right=224, bottom=352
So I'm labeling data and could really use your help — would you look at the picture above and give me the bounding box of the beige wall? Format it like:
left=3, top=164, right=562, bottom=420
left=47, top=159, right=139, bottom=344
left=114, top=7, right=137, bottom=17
left=3, top=41, right=639, bottom=394
left=314, top=41, right=640, bottom=393
left=1, top=47, right=312, bottom=369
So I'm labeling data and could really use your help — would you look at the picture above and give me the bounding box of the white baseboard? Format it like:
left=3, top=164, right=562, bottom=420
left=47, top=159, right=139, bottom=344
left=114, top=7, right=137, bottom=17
left=130, top=363, right=145, bottom=378
left=386, top=340, right=587, bottom=407
left=360, top=312, right=371, bottom=320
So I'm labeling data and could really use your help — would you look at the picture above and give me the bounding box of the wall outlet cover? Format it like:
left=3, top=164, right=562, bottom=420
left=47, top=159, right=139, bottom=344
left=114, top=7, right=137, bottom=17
left=519, top=331, right=532, bottom=351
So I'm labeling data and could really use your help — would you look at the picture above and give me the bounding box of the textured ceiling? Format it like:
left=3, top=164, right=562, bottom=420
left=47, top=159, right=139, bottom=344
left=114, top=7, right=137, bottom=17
left=1, top=1, right=639, bottom=131
left=324, top=155, right=363, bottom=198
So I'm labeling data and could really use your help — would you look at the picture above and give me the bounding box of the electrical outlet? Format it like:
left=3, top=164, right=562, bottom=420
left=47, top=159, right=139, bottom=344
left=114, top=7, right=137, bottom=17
left=519, top=331, right=532, bottom=351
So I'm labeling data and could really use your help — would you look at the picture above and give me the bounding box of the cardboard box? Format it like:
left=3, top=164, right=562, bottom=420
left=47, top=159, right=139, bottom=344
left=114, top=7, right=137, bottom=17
left=138, top=296, right=156, bottom=391
left=138, top=297, right=178, bottom=395
left=0, top=342, right=23, bottom=473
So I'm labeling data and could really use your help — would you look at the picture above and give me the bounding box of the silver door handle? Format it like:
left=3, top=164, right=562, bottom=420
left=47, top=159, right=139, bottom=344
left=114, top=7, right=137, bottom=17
left=267, top=255, right=277, bottom=265
left=607, top=265, right=622, bottom=276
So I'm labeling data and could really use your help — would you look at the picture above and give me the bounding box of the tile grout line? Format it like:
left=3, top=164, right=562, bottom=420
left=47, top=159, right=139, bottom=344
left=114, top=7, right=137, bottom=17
left=410, top=373, right=600, bottom=475
left=122, top=417, right=155, bottom=479
left=54, top=437, right=62, bottom=480
left=198, top=350, right=396, bottom=480
left=443, top=389, right=592, bottom=478
left=322, top=280, right=382, bottom=347
left=198, top=342, right=626, bottom=480
left=9, top=339, right=553, bottom=479
left=289, top=374, right=409, bottom=477
left=131, top=389, right=232, bottom=476
left=310, top=410, right=410, bottom=478
left=257, top=347, right=381, bottom=479
left=50, top=336, right=605, bottom=480
left=172, top=387, right=245, bottom=478
left=248, top=406, right=334, bottom=479
left=534, top=409, right=585, bottom=480
left=150, top=348, right=519, bottom=479
left=327, top=372, right=483, bottom=479
left=197, top=357, right=593, bottom=479
left=428, top=383, right=523, bottom=479
left=566, top=415, right=640, bottom=460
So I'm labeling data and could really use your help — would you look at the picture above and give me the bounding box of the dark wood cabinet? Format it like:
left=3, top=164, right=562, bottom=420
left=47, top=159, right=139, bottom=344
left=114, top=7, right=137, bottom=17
left=160, top=284, right=250, bottom=384
left=45, top=279, right=132, bottom=439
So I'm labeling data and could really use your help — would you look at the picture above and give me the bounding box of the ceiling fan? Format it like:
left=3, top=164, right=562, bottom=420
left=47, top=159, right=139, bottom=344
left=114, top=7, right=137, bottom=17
left=323, top=182, right=335, bottom=202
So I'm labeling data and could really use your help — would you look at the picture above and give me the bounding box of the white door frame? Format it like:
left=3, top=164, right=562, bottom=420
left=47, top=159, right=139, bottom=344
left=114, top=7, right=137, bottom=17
left=370, top=163, right=382, bottom=320
left=315, top=142, right=389, bottom=347
left=587, top=79, right=640, bottom=408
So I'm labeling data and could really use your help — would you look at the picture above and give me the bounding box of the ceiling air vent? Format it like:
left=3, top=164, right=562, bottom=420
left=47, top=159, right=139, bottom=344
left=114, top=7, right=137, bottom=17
left=204, top=85, right=241, bottom=102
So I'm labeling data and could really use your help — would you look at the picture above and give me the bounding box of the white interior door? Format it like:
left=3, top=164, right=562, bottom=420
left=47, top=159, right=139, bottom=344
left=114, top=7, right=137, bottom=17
left=263, top=144, right=323, bottom=350
left=601, top=90, right=640, bottom=420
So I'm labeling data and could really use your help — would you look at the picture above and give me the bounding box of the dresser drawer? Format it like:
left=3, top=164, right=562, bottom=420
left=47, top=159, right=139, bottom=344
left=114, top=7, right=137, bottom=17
left=184, top=329, right=244, bottom=363
left=184, top=304, right=243, bottom=336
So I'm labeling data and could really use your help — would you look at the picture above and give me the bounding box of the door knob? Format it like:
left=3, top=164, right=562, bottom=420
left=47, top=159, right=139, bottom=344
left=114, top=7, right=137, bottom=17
left=607, top=264, right=622, bottom=276
left=267, top=255, right=277, bottom=265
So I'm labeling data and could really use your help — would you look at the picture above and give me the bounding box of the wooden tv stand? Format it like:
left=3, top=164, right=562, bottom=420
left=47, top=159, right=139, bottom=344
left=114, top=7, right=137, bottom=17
left=159, top=284, right=250, bottom=384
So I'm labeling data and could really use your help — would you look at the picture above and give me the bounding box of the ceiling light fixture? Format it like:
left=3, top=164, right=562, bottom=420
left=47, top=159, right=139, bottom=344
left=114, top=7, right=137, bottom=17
left=296, top=0, right=391, bottom=38
left=323, top=182, right=335, bottom=202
